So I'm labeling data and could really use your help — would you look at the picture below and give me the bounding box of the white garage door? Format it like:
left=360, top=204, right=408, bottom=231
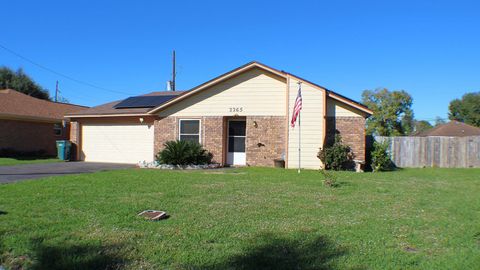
left=82, top=124, right=154, bottom=164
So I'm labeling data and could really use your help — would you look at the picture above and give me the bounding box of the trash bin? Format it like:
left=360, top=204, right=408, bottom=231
left=56, top=140, right=72, bottom=161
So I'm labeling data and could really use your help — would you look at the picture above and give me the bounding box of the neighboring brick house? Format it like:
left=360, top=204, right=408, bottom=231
left=0, top=89, right=88, bottom=156
left=66, top=62, right=372, bottom=169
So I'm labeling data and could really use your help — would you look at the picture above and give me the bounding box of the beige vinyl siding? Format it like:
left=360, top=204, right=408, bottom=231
left=326, top=98, right=364, bottom=117
left=287, top=80, right=325, bottom=169
left=158, top=68, right=286, bottom=117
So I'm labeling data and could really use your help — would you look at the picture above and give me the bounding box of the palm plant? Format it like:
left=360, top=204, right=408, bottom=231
left=156, top=140, right=213, bottom=165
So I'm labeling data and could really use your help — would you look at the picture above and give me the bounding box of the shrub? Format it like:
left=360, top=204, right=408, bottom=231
left=156, top=140, right=213, bottom=165
left=317, top=134, right=354, bottom=170
left=319, top=169, right=339, bottom=187
left=371, top=140, right=394, bottom=172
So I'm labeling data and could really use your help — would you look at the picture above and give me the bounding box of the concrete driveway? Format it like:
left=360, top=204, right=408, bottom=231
left=0, top=162, right=135, bottom=184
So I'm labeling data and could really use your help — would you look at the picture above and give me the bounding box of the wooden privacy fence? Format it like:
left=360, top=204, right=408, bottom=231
left=374, top=136, right=480, bottom=168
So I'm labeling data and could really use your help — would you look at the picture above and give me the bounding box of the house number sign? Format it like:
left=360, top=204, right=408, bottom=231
left=229, top=107, right=244, bottom=113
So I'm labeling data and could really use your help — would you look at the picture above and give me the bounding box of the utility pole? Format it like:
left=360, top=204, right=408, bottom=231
left=55, top=80, right=59, bottom=102
left=172, top=50, right=176, bottom=91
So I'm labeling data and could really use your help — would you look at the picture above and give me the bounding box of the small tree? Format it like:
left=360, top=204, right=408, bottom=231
left=317, top=134, right=354, bottom=170
left=371, top=140, right=394, bottom=172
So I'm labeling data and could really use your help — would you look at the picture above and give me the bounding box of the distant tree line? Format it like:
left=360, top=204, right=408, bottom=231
left=0, top=66, right=51, bottom=100
left=448, top=92, right=480, bottom=127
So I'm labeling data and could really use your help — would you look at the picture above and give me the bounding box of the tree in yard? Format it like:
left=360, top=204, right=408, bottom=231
left=448, top=92, right=480, bottom=127
left=413, top=120, right=433, bottom=134
left=361, top=88, right=414, bottom=136
left=0, top=66, right=51, bottom=100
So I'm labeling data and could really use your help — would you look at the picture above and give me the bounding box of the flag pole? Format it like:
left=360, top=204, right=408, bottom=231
left=298, top=111, right=301, bottom=173
left=298, top=82, right=302, bottom=174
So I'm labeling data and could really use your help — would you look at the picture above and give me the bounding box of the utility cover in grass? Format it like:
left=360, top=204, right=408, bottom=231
left=138, top=210, right=169, bottom=221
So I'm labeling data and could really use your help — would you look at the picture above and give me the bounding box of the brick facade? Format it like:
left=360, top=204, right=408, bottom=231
left=154, top=117, right=177, bottom=156
left=326, top=116, right=366, bottom=162
left=154, top=116, right=226, bottom=164
left=70, top=115, right=365, bottom=167
left=246, top=116, right=286, bottom=167
left=0, top=119, right=69, bottom=156
left=153, top=116, right=286, bottom=167
left=69, top=121, right=80, bottom=160
left=203, top=117, right=225, bottom=164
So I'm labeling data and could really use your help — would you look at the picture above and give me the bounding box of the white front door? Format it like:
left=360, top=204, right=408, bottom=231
left=226, top=120, right=246, bottom=166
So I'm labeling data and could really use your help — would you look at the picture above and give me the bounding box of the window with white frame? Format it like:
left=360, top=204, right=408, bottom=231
left=179, top=119, right=201, bottom=143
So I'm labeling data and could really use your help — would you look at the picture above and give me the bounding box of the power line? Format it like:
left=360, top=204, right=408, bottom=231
left=55, top=81, right=100, bottom=103
left=0, top=43, right=134, bottom=96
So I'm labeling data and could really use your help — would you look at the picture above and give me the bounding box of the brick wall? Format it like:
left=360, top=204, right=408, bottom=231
left=326, top=116, right=366, bottom=161
left=154, top=117, right=177, bottom=155
left=246, top=116, right=286, bottom=167
left=153, top=116, right=286, bottom=167
left=154, top=116, right=225, bottom=164
left=69, top=121, right=80, bottom=160
left=0, top=119, right=68, bottom=156
left=203, top=117, right=225, bottom=164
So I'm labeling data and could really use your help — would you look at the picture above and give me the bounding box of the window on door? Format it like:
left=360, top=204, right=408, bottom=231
left=179, top=119, right=201, bottom=143
left=228, top=120, right=246, bottom=152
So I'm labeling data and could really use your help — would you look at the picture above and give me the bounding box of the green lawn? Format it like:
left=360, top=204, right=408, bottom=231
left=0, top=168, right=479, bottom=269
left=0, top=157, right=60, bottom=166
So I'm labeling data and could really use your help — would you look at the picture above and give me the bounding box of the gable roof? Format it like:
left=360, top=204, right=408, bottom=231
left=66, top=61, right=372, bottom=118
left=0, top=89, right=88, bottom=122
left=66, top=91, right=185, bottom=117
left=415, top=121, right=480, bottom=137
left=148, top=61, right=372, bottom=115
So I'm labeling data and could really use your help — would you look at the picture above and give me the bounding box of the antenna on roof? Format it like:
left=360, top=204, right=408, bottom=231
left=55, top=80, right=59, bottom=102
left=172, top=50, right=176, bottom=91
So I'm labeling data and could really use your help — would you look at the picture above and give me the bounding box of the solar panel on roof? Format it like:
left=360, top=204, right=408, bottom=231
left=114, top=95, right=178, bottom=109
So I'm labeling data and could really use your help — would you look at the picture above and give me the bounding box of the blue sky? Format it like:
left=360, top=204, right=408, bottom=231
left=2, top=0, right=479, bottom=121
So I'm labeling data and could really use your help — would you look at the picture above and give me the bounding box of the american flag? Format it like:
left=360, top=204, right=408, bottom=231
left=290, top=84, right=303, bottom=127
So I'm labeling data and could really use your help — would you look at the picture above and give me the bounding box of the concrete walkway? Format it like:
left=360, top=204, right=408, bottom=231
left=0, top=162, right=135, bottom=184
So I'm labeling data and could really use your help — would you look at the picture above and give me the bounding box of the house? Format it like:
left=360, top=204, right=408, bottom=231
left=66, top=62, right=372, bottom=169
left=0, top=89, right=88, bottom=156
left=415, top=120, right=480, bottom=137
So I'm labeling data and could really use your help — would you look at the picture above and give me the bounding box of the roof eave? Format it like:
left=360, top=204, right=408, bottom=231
left=0, top=113, right=63, bottom=123
left=327, top=92, right=373, bottom=116
left=65, top=113, right=152, bottom=118
left=147, top=61, right=372, bottom=116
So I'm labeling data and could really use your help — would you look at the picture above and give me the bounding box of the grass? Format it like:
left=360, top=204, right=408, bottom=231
left=0, top=157, right=60, bottom=166
left=0, top=167, right=479, bottom=269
